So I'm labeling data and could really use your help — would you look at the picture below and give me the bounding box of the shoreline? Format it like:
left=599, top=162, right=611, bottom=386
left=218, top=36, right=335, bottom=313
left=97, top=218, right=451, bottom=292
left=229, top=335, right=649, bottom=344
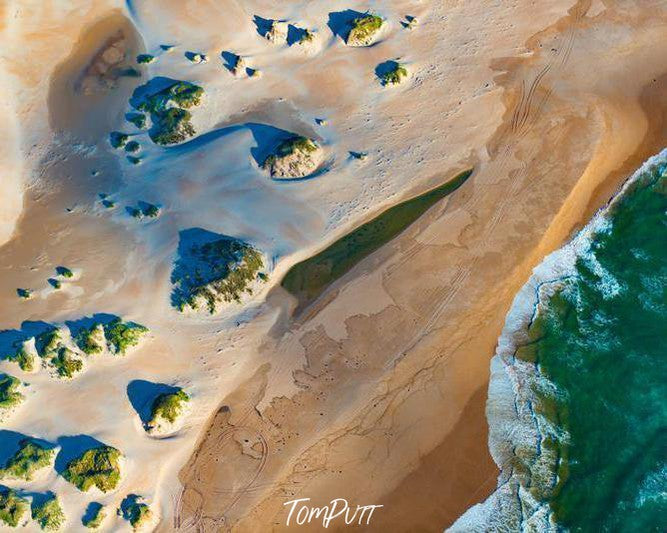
left=450, top=148, right=667, bottom=531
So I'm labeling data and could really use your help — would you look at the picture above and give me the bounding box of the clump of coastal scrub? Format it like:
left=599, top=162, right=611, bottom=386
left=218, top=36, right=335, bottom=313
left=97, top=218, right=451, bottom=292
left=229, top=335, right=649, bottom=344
left=171, top=231, right=268, bottom=314
left=263, top=136, right=323, bottom=179
left=55, top=266, right=73, bottom=278
left=146, top=389, right=190, bottom=436
left=109, top=132, right=129, bottom=149
left=131, top=79, right=204, bottom=145
left=377, top=60, right=408, bottom=86
left=346, top=13, right=383, bottom=46
left=74, top=323, right=105, bottom=355
left=136, top=54, right=155, bottom=64
left=0, top=487, right=28, bottom=527
left=82, top=503, right=106, bottom=529
left=5, top=342, right=34, bottom=372
left=0, top=439, right=55, bottom=481
left=103, top=319, right=149, bottom=355
left=16, top=288, right=32, bottom=300
left=118, top=494, right=153, bottom=531
left=31, top=493, right=64, bottom=531
left=62, top=445, right=121, bottom=493
left=0, top=374, right=23, bottom=419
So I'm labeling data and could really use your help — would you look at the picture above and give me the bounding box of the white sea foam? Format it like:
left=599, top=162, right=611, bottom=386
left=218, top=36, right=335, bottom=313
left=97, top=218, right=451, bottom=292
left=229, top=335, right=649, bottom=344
left=448, top=148, right=667, bottom=532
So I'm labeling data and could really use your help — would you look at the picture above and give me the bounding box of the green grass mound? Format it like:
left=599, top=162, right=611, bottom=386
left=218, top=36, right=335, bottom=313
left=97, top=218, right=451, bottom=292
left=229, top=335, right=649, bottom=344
left=347, top=13, right=383, bottom=46
left=103, top=319, right=148, bottom=355
left=263, top=136, right=321, bottom=179
left=0, top=374, right=23, bottom=413
left=132, top=80, right=204, bottom=145
left=50, top=348, right=83, bottom=379
left=55, top=266, right=73, bottom=278
left=147, top=389, right=189, bottom=433
left=35, top=330, right=83, bottom=379
left=109, top=132, right=129, bottom=149
left=171, top=233, right=266, bottom=314
left=0, top=439, right=55, bottom=481
left=62, top=445, right=122, bottom=493
left=136, top=54, right=155, bottom=64
left=0, top=487, right=28, bottom=527
left=74, top=324, right=105, bottom=355
left=31, top=494, right=64, bottom=531
left=379, top=62, right=408, bottom=86
left=126, top=113, right=146, bottom=129
left=16, top=288, right=32, bottom=299
left=119, top=495, right=152, bottom=531
left=82, top=503, right=105, bottom=529
left=5, top=343, right=34, bottom=372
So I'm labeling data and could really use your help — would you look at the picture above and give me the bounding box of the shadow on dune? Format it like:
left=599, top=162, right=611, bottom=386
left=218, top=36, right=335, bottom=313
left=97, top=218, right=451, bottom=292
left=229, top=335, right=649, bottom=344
left=0, top=431, right=55, bottom=467
left=252, top=15, right=275, bottom=38
left=64, top=314, right=120, bottom=339
left=54, top=435, right=107, bottom=475
left=327, top=9, right=365, bottom=41
left=127, top=380, right=180, bottom=425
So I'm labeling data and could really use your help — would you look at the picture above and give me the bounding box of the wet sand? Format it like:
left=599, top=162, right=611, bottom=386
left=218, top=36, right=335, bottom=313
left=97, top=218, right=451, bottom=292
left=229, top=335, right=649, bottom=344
left=176, top=2, right=667, bottom=531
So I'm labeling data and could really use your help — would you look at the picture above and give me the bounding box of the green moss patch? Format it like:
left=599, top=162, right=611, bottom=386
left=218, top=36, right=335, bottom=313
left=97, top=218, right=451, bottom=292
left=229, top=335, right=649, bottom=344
left=74, top=324, right=105, bottom=355
left=50, top=348, right=83, bottom=379
left=6, top=344, right=34, bottom=372
left=62, top=445, right=121, bottom=493
left=171, top=231, right=265, bottom=313
left=0, top=486, right=28, bottom=527
left=347, top=13, right=383, bottom=45
left=0, top=374, right=23, bottom=413
left=0, top=439, right=55, bottom=481
left=282, top=169, right=473, bottom=310
left=55, top=267, right=73, bottom=278
left=378, top=61, right=408, bottom=86
left=103, top=319, right=148, bottom=355
left=31, top=494, right=64, bottom=531
left=82, top=503, right=105, bottom=529
left=119, top=495, right=152, bottom=531
left=131, top=80, right=204, bottom=145
left=147, top=389, right=189, bottom=430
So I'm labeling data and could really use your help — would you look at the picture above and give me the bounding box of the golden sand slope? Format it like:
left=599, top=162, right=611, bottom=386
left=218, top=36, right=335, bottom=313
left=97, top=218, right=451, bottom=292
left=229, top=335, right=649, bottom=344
left=176, top=1, right=667, bottom=531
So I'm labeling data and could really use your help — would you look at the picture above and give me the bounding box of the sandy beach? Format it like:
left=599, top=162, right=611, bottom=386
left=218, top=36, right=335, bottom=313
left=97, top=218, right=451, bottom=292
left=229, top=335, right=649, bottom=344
left=0, top=0, right=665, bottom=531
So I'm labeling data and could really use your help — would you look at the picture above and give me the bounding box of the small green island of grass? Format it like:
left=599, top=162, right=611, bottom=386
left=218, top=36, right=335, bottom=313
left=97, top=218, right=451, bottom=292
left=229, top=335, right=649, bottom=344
left=131, top=80, right=204, bottom=145
left=263, top=136, right=323, bottom=179
left=378, top=61, right=408, bottom=86
left=6, top=342, right=34, bottom=372
left=31, top=494, right=64, bottom=531
left=119, top=495, right=152, bottom=531
left=82, top=503, right=106, bottom=529
left=0, top=439, right=55, bottom=481
left=146, top=389, right=190, bottom=435
left=0, top=374, right=24, bottom=416
left=0, top=486, right=28, bottom=527
left=347, top=13, right=384, bottom=46
left=63, top=445, right=121, bottom=493
left=171, top=232, right=267, bottom=314
left=103, top=318, right=149, bottom=355
left=282, top=169, right=473, bottom=311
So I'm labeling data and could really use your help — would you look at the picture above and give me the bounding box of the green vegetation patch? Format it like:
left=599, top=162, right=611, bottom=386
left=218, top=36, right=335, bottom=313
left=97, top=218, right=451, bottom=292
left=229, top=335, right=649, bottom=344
left=50, top=348, right=83, bottom=379
left=119, top=495, right=152, bottom=531
left=74, top=324, right=105, bottom=355
left=35, top=329, right=63, bottom=359
left=0, top=486, right=28, bottom=528
left=48, top=279, right=61, bottom=290
left=136, top=54, right=155, bottom=64
left=16, top=288, right=32, bottom=300
left=103, top=319, right=148, bottom=355
left=6, top=344, right=34, bottom=372
left=282, top=169, right=473, bottom=310
left=0, top=374, right=23, bottom=412
left=131, top=80, right=204, bottom=145
left=264, top=136, right=317, bottom=167
left=125, top=141, right=141, bottom=153
left=62, top=445, right=121, bottom=493
left=0, top=439, right=55, bottom=481
left=171, top=234, right=265, bottom=313
left=147, top=389, right=189, bottom=428
left=109, top=132, right=129, bottom=149
left=347, top=13, right=383, bottom=45
left=378, top=61, right=408, bottom=86
left=31, top=494, right=64, bottom=531
left=126, top=113, right=146, bottom=129
left=82, top=503, right=105, bottom=529
left=55, top=267, right=73, bottom=278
